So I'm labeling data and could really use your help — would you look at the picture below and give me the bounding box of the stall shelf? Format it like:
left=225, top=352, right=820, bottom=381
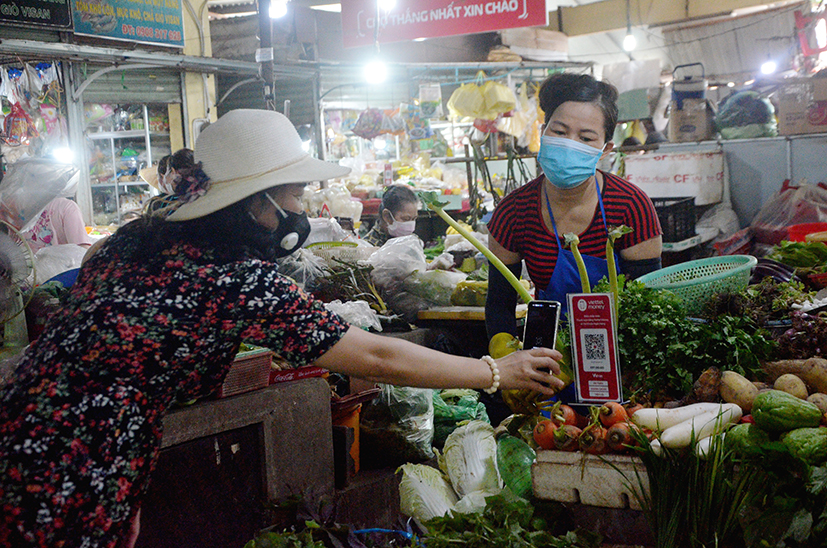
left=85, top=104, right=171, bottom=225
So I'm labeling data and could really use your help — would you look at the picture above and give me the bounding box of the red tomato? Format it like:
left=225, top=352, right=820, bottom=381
left=533, top=419, right=558, bottom=450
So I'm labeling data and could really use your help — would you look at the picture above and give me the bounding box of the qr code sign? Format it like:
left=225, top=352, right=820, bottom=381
left=584, top=333, right=606, bottom=362
left=580, top=328, right=610, bottom=372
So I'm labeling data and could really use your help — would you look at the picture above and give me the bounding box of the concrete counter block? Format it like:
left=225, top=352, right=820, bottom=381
left=532, top=451, right=649, bottom=510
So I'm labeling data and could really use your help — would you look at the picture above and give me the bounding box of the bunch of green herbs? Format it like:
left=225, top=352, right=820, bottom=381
left=619, top=431, right=764, bottom=548
left=422, top=493, right=601, bottom=548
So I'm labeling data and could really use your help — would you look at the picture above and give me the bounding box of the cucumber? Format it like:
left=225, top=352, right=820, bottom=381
left=752, top=390, right=823, bottom=433
left=781, top=427, right=827, bottom=465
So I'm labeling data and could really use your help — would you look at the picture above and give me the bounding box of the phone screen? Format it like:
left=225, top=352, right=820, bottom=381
left=522, top=300, right=561, bottom=350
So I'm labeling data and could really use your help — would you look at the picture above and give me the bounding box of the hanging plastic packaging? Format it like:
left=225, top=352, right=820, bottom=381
left=0, top=158, right=79, bottom=231
left=447, top=72, right=487, bottom=119
left=419, top=83, right=444, bottom=118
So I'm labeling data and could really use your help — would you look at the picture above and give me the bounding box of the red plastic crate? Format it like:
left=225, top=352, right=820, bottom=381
left=216, top=348, right=273, bottom=398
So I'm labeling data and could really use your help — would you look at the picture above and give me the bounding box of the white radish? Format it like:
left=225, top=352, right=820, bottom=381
left=631, top=403, right=724, bottom=432
left=660, top=404, right=742, bottom=449
left=694, top=432, right=726, bottom=459
left=649, top=438, right=663, bottom=457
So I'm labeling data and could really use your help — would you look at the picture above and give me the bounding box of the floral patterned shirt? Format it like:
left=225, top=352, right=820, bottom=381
left=0, top=226, right=349, bottom=547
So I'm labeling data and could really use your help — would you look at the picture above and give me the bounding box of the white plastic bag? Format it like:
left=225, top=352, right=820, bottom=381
left=366, top=234, right=427, bottom=290
left=324, top=299, right=382, bottom=331
left=0, top=158, right=79, bottom=231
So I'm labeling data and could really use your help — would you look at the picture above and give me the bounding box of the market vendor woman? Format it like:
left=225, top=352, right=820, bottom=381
left=0, top=110, right=565, bottom=548
left=486, top=73, right=663, bottom=338
left=363, top=183, right=419, bottom=246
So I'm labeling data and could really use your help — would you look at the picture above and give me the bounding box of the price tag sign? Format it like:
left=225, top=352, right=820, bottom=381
left=567, top=293, right=622, bottom=403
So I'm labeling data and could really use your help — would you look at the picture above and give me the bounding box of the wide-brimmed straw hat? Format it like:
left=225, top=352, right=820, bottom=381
left=139, top=165, right=160, bottom=189
left=166, top=109, right=350, bottom=221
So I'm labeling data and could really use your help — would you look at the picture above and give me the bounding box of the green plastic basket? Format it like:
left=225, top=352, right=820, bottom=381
left=635, top=255, right=758, bottom=315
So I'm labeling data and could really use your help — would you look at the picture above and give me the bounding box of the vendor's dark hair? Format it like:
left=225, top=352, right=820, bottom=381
left=157, top=154, right=171, bottom=177
left=114, top=192, right=282, bottom=264
left=380, top=184, right=418, bottom=217
left=538, top=73, right=618, bottom=141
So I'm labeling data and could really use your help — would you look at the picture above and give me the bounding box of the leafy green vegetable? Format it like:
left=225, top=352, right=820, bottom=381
left=438, top=421, right=501, bottom=497
left=423, top=493, right=602, bottom=548
left=767, top=241, right=827, bottom=271
left=398, top=463, right=458, bottom=526
left=563, top=232, right=590, bottom=293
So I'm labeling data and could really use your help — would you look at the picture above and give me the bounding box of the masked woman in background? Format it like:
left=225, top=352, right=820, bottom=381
left=485, top=72, right=664, bottom=339
left=363, top=183, right=419, bottom=246
left=0, top=110, right=564, bottom=548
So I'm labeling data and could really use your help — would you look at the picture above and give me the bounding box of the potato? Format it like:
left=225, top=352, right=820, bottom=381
left=807, top=393, right=827, bottom=414
left=763, top=358, right=827, bottom=394
left=720, top=370, right=759, bottom=412
left=774, top=374, right=809, bottom=399
left=752, top=381, right=772, bottom=391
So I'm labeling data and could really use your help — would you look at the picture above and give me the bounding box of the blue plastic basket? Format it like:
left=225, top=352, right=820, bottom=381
left=635, top=255, right=757, bottom=315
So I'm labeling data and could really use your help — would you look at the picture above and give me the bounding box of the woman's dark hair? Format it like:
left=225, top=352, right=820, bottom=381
left=538, top=73, right=619, bottom=141
left=157, top=155, right=171, bottom=177
left=169, top=148, right=195, bottom=171
left=379, top=184, right=418, bottom=218
left=117, top=192, right=283, bottom=264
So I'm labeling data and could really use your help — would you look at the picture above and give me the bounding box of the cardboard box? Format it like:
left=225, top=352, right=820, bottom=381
left=500, top=27, right=568, bottom=61
left=668, top=98, right=715, bottom=142
left=776, top=77, right=827, bottom=136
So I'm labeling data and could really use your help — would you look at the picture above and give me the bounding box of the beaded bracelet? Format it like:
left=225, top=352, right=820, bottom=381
left=481, top=355, right=500, bottom=394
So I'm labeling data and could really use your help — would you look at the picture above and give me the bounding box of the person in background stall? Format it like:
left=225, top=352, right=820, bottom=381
left=486, top=72, right=663, bottom=337
left=362, top=183, right=419, bottom=247
left=0, top=109, right=565, bottom=548
left=20, top=195, right=91, bottom=253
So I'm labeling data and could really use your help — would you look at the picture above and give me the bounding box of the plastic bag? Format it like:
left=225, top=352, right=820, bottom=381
left=399, top=103, right=432, bottom=140
left=351, top=108, right=384, bottom=140
left=0, top=158, right=79, bottom=231
left=480, top=80, right=517, bottom=120
left=450, top=280, right=488, bottom=306
left=360, top=384, right=435, bottom=468
left=419, top=83, right=444, bottom=119
left=29, top=244, right=86, bottom=287
left=433, top=389, right=489, bottom=448
left=750, top=181, right=827, bottom=245
left=367, top=234, right=427, bottom=290
left=447, top=72, right=486, bottom=119
left=324, top=299, right=382, bottom=331
left=379, top=107, right=406, bottom=135
left=402, top=269, right=468, bottom=307
left=276, top=248, right=326, bottom=289
left=3, top=102, right=38, bottom=146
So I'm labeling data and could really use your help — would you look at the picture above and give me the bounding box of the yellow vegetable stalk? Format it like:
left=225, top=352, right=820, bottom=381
left=563, top=233, right=590, bottom=293
left=421, top=191, right=533, bottom=304
left=606, top=225, right=633, bottom=312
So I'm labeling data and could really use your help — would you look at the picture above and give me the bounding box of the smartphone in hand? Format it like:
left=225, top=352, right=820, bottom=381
left=522, top=300, right=562, bottom=350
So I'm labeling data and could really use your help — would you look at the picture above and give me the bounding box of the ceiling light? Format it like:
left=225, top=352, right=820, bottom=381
left=52, top=147, right=74, bottom=163
left=364, top=59, right=387, bottom=84
left=727, top=82, right=735, bottom=88
left=269, top=0, right=287, bottom=19
left=377, top=0, right=396, bottom=11
left=761, top=59, right=777, bottom=75
left=309, top=3, right=341, bottom=12
left=623, top=32, right=637, bottom=52
left=413, top=37, right=427, bottom=42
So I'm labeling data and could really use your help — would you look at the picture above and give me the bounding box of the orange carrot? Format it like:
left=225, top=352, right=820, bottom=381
left=625, top=403, right=644, bottom=417
left=598, top=401, right=629, bottom=428
left=579, top=424, right=609, bottom=455
left=606, top=422, right=635, bottom=452
left=553, top=424, right=582, bottom=451
left=551, top=402, right=579, bottom=427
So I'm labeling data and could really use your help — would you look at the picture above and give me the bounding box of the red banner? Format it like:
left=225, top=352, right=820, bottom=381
left=341, top=0, right=548, bottom=48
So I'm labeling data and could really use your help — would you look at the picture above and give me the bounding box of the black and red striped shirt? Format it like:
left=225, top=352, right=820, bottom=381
left=487, top=171, right=662, bottom=290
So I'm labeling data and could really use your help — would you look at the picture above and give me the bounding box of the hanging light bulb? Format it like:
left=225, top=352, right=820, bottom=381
left=377, top=0, right=396, bottom=11
left=623, top=30, right=637, bottom=52
left=364, top=59, right=387, bottom=84
left=761, top=59, right=777, bottom=75
left=269, top=0, right=288, bottom=19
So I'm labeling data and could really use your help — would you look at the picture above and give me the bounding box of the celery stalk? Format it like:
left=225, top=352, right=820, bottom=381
left=421, top=192, right=533, bottom=304
left=563, top=233, right=590, bottom=293
left=606, top=225, right=633, bottom=312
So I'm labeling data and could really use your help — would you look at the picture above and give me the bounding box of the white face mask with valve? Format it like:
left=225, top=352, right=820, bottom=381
left=386, top=211, right=416, bottom=237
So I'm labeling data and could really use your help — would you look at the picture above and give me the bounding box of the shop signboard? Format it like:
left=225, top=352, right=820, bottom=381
left=624, top=151, right=724, bottom=206
left=0, top=0, right=72, bottom=29
left=72, top=0, right=184, bottom=48
left=341, top=0, right=548, bottom=48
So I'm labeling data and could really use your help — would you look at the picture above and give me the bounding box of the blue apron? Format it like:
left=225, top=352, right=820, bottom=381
left=538, top=179, right=620, bottom=315
left=539, top=180, right=620, bottom=405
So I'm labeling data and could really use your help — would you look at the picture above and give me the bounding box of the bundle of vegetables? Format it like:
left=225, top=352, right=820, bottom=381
left=531, top=400, right=653, bottom=455
left=721, top=389, right=827, bottom=547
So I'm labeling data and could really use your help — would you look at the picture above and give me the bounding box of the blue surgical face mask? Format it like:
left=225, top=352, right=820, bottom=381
left=537, top=135, right=604, bottom=190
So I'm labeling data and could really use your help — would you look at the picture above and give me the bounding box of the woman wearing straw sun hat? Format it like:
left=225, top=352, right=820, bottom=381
left=0, top=109, right=564, bottom=548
